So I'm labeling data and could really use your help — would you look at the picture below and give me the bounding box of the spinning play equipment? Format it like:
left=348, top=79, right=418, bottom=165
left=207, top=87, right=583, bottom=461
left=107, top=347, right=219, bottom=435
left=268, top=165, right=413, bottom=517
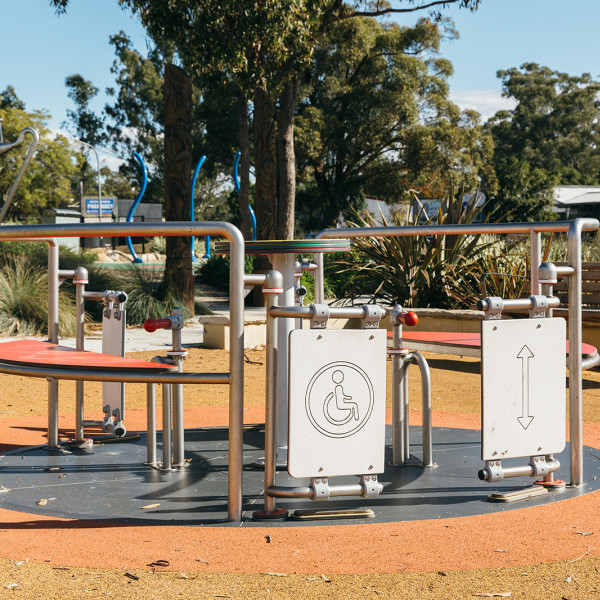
left=0, top=212, right=598, bottom=523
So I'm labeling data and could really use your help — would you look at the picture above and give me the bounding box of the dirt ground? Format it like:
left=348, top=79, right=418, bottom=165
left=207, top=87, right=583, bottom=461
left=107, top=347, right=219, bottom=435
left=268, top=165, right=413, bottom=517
left=1, top=346, right=600, bottom=598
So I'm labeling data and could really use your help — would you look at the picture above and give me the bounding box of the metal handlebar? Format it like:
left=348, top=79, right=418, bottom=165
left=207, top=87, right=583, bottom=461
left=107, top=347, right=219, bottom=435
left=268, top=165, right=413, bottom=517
left=395, top=311, right=418, bottom=327
left=144, top=318, right=173, bottom=333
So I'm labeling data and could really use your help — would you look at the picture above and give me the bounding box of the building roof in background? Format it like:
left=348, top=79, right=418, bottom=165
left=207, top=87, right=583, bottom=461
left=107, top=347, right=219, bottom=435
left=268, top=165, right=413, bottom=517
left=554, top=186, right=600, bottom=206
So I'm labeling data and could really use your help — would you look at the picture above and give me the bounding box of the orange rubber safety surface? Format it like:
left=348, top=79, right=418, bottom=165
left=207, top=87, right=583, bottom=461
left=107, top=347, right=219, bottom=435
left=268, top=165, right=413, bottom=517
left=0, top=405, right=599, bottom=574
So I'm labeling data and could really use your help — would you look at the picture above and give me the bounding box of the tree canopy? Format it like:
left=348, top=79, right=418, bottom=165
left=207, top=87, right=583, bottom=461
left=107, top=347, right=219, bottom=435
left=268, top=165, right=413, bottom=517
left=0, top=88, right=75, bottom=221
left=487, top=62, right=600, bottom=221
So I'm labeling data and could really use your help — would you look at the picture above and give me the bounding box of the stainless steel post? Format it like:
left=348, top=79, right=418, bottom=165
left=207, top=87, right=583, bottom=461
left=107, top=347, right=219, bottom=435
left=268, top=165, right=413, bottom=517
left=262, top=270, right=283, bottom=515
left=314, top=253, right=325, bottom=304
left=146, top=383, right=157, bottom=465
left=567, top=219, right=596, bottom=485
left=47, top=239, right=60, bottom=448
left=409, top=351, right=433, bottom=467
left=161, top=383, right=172, bottom=470
left=391, top=309, right=405, bottom=465
left=402, top=362, right=410, bottom=459
left=74, top=267, right=88, bottom=441
left=170, top=308, right=185, bottom=466
left=269, top=253, right=297, bottom=465
left=530, top=230, right=542, bottom=295
left=227, top=226, right=246, bottom=521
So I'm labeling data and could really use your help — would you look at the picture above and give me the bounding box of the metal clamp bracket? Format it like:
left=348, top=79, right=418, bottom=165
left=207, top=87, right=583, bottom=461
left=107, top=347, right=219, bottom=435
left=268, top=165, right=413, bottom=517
left=480, top=459, right=504, bottom=482
left=310, top=477, right=330, bottom=499
left=529, top=455, right=549, bottom=478
left=528, top=295, right=548, bottom=319
left=361, top=304, right=384, bottom=329
left=310, top=304, right=330, bottom=329
left=480, top=297, right=503, bottom=320
left=360, top=474, right=382, bottom=498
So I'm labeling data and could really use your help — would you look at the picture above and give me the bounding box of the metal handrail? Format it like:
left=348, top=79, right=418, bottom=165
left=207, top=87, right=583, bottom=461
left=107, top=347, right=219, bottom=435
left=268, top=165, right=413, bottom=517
left=315, top=218, right=600, bottom=487
left=0, top=220, right=246, bottom=521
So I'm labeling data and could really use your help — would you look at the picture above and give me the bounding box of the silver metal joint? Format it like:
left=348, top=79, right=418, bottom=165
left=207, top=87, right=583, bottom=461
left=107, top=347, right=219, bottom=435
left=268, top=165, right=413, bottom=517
left=310, top=477, right=330, bottom=500
left=538, top=261, right=558, bottom=285
left=310, top=304, right=330, bottom=329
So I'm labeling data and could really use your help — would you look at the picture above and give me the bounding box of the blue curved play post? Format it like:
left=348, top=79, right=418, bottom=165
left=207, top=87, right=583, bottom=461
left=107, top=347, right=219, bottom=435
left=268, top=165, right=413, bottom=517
left=126, top=152, right=148, bottom=264
left=191, top=155, right=207, bottom=260
left=233, top=151, right=257, bottom=240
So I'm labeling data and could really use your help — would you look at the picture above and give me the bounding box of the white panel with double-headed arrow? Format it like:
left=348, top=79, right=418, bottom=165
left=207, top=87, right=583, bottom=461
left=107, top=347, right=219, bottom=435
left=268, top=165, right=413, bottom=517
left=481, top=317, right=566, bottom=461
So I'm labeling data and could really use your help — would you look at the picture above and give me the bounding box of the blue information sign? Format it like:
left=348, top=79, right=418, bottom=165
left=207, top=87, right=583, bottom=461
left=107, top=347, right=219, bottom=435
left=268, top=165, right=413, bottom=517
left=85, top=197, right=115, bottom=215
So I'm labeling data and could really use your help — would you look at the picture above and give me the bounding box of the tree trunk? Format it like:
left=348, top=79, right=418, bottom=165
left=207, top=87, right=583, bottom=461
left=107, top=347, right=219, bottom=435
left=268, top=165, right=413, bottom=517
left=253, top=86, right=277, bottom=240
left=237, top=92, right=252, bottom=240
left=164, top=63, right=193, bottom=311
left=276, top=75, right=299, bottom=240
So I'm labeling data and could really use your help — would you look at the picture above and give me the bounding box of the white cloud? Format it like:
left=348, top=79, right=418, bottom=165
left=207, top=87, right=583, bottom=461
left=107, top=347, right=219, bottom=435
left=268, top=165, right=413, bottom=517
left=450, top=89, right=516, bottom=122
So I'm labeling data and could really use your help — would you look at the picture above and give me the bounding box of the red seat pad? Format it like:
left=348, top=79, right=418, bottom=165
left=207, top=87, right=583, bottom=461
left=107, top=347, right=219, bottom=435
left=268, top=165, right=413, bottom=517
left=0, top=340, right=177, bottom=372
left=387, top=330, right=597, bottom=357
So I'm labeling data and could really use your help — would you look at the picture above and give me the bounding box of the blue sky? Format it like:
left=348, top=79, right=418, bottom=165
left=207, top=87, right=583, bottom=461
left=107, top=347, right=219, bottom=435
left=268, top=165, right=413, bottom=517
left=2, top=0, right=600, bottom=140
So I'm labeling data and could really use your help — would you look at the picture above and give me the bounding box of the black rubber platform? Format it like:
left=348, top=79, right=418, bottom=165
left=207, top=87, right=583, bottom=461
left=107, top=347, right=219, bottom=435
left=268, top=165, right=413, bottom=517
left=0, top=425, right=599, bottom=527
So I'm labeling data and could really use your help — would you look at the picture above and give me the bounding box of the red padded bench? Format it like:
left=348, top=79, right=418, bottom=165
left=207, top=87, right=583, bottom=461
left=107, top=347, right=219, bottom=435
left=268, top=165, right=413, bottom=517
left=387, top=330, right=598, bottom=359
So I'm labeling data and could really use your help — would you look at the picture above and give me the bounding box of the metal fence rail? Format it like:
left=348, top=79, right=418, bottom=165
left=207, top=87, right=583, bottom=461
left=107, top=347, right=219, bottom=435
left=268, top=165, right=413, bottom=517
left=315, top=218, right=600, bottom=487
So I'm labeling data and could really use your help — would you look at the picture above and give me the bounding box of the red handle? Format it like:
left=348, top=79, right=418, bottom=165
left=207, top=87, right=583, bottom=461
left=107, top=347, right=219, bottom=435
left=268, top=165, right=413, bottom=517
left=398, top=311, right=418, bottom=327
left=144, top=318, right=172, bottom=333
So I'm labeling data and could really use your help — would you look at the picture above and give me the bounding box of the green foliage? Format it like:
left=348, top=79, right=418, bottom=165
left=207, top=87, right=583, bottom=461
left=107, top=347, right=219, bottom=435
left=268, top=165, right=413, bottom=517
left=295, top=16, right=495, bottom=234
left=329, top=192, right=493, bottom=308
left=0, top=96, right=76, bottom=221
left=0, top=256, right=77, bottom=337
left=64, top=74, right=106, bottom=146
left=488, top=63, right=600, bottom=221
left=197, top=254, right=255, bottom=291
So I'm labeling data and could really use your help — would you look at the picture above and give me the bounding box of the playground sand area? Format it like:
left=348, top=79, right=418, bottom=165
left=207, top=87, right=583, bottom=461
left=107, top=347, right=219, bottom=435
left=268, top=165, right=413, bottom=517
left=1, top=347, right=600, bottom=598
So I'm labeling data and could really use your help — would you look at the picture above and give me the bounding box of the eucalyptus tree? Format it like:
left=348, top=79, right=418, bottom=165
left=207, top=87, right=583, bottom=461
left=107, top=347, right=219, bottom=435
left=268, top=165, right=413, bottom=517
left=488, top=62, right=600, bottom=221
left=295, top=15, right=495, bottom=232
left=51, top=0, right=482, bottom=239
left=0, top=88, right=75, bottom=220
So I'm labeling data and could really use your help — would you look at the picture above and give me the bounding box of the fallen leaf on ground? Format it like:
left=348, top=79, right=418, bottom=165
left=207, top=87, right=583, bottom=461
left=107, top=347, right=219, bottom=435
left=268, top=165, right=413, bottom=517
left=575, top=531, right=593, bottom=536
left=147, top=560, right=170, bottom=567
left=140, top=503, right=160, bottom=509
left=262, top=572, right=287, bottom=577
left=36, top=498, right=48, bottom=506
left=321, top=574, right=332, bottom=582
left=195, top=558, right=210, bottom=565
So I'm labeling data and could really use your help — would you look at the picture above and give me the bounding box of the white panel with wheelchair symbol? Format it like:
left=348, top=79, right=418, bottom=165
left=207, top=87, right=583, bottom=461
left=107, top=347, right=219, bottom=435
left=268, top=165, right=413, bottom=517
left=481, top=317, right=566, bottom=461
left=288, top=329, right=386, bottom=479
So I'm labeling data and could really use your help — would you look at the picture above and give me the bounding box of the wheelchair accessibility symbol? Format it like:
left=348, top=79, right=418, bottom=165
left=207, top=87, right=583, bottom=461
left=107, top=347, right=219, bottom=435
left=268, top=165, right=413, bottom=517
left=305, top=361, right=374, bottom=438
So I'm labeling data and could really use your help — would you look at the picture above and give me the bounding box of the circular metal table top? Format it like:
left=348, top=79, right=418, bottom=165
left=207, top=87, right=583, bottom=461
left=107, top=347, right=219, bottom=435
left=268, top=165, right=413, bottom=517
left=214, top=239, right=351, bottom=255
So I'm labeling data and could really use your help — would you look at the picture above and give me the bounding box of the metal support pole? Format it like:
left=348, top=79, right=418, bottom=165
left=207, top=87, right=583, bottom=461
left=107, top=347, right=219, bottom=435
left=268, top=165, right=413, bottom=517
left=74, top=267, right=87, bottom=441
left=262, top=270, right=283, bottom=516
left=170, top=308, right=186, bottom=467
left=408, top=351, right=433, bottom=467
left=47, top=239, right=59, bottom=448
left=567, top=219, right=595, bottom=485
left=390, top=307, right=406, bottom=465
left=146, top=383, right=157, bottom=465
left=161, top=383, right=172, bottom=470
left=530, top=230, right=542, bottom=295
left=227, top=226, right=246, bottom=521
left=314, top=253, right=325, bottom=304
left=270, top=254, right=297, bottom=465
left=47, top=377, right=59, bottom=448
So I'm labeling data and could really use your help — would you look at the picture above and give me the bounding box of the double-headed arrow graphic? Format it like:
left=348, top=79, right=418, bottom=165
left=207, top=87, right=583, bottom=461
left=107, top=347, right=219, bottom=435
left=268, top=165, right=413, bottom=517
left=517, top=345, right=534, bottom=429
